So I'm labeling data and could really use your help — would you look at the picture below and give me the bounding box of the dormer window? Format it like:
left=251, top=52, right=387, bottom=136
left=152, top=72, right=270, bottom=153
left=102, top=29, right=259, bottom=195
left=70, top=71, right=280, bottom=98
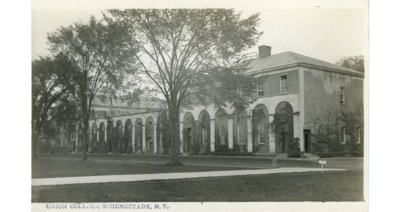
left=280, top=75, right=287, bottom=94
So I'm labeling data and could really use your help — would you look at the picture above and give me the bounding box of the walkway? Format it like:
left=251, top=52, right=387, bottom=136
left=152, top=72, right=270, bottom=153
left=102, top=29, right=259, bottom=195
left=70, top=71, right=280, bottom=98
left=32, top=167, right=345, bottom=186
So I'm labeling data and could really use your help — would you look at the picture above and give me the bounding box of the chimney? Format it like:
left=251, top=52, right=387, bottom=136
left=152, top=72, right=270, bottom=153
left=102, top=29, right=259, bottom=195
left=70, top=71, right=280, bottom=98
left=258, top=45, right=271, bottom=58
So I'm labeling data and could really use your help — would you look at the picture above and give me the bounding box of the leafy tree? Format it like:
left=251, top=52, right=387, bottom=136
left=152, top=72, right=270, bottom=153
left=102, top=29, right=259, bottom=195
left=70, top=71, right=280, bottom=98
left=47, top=16, right=139, bottom=160
left=32, top=54, right=74, bottom=159
left=336, top=55, right=364, bottom=73
left=108, top=9, right=262, bottom=164
left=50, top=97, right=80, bottom=152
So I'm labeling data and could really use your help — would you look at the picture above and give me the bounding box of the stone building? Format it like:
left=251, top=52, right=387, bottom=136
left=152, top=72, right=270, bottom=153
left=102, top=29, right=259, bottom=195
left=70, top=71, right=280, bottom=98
left=62, top=45, right=364, bottom=157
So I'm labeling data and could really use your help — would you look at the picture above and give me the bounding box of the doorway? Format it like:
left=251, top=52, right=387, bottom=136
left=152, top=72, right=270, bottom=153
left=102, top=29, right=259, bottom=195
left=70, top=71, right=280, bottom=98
left=304, top=130, right=311, bottom=153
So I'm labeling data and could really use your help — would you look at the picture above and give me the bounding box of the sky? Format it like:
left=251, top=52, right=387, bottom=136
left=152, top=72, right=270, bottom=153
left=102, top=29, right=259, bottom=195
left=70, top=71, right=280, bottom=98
left=32, top=0, right=367, bottom=64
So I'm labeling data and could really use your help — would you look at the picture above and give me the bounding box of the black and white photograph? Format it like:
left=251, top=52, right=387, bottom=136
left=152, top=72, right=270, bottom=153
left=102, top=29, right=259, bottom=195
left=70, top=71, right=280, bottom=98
left=28, top=0, right=368, bottom=211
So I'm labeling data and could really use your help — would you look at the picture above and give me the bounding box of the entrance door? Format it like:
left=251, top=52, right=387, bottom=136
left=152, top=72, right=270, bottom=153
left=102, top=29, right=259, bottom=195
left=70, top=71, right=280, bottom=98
left=304, top=130, right=311, bottom=153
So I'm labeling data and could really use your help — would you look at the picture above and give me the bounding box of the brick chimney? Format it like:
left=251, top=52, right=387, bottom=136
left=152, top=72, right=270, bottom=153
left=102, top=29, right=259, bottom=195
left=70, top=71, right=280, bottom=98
left=258, top=45, right=271, bottom=58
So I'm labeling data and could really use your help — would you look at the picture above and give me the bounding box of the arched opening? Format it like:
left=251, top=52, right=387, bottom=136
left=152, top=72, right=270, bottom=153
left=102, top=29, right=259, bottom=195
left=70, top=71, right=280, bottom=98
left=157, top=111, right=169, bottom=154
left=252, top=104, right=269, bottom=153
left=233, top=108, right=247, bottom=152
left=215, top=108, right=229, bottom=152
left=273, top=101, right=294, bottom=154
left=115, top=120, right=123, bottom=153
left=198, top=110, right=211, bottom=154
left=135, top=118, right=143, bottom=153
left=99, top=122, right=106, bottom=152
left=106, top=120, right=113, bottom=153
left=183, top=112, right=194, bottom=154
left=71, top=129, right=76, bottom=152
left=146, top=117, right=155, bottom=154
left=91, top=123, right=97, bottom=152
left=124, top=119, right=132, bottom=154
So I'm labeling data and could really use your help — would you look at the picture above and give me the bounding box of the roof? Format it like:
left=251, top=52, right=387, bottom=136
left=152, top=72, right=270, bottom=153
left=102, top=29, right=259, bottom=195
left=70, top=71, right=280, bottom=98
left=243, top=51, right=363, bottom=76
left=92, top=97, right=166, bottom=109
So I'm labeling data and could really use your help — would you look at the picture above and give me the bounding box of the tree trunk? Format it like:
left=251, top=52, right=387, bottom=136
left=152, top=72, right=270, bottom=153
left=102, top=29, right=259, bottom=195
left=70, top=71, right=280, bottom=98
left=82, top=116, right=89, bottom=161
left=32, top=133, right=39, bottom=160
left=168, top=105, right=181, bottom=165
left=32, top=119, right=42, bottom=160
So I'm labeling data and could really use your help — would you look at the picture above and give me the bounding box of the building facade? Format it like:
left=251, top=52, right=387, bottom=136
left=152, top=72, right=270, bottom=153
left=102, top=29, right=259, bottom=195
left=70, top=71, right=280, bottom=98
left=58, top=46, right=364, bottom=157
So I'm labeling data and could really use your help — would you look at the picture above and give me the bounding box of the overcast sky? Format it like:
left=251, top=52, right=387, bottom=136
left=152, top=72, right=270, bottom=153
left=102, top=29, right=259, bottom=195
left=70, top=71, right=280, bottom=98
left=32, top=0, right=367, bottom=64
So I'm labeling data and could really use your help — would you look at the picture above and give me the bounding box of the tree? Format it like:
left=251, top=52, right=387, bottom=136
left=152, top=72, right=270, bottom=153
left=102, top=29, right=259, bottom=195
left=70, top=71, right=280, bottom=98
left=108, top=9, right=262, bottom=164
left=336, top=55, right=364, bottom=73
left=47, top=16, right=139, bottom=160
left=32, top=54, right=74, bottom=159
left=50, top=97, right=80, bottom=152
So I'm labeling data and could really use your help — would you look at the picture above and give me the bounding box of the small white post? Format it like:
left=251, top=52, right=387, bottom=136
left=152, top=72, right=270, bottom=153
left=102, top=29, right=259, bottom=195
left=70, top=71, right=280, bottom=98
left=319, top=160, right=327, bottom=173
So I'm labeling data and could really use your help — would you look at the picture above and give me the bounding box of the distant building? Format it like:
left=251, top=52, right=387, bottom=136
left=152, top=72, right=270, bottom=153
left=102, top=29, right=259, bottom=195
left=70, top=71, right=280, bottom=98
left=60, top=45, right=364, bottom=157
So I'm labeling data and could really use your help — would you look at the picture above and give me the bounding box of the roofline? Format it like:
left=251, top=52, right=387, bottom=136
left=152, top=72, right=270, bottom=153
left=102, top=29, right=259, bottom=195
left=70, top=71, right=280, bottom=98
left=88, top=109, right=167, bottom=121
left=244, top=62, right=364, bottom=77
left=92, top=104, right=165, bottom=110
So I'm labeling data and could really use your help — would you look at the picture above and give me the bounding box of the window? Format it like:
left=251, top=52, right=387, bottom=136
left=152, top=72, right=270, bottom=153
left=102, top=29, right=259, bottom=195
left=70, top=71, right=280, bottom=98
left=257, top=123, right=265, bottom=144
left=340, top=87, right=345, bottom=105
left=341, top=127, right=346, bottom=144
left=202, top=128, right=207, bottom=144
left=355, top=127, right=361, bottom=144
left=219, top=126, right=226, bottom=144
left=237, top=123, right=243, bottom=143
left=280, top=75, right=287, bottom=94
left=257, top=78, right=264, bottom=97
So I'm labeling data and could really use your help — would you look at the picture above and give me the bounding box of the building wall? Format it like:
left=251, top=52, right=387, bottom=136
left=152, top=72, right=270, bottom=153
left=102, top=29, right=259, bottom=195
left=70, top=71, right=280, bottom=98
left=257, top=69, right=299, bottom=97
left=303, top=68, right=364, bottom=153
left=303, top=68, right=364, bottom=131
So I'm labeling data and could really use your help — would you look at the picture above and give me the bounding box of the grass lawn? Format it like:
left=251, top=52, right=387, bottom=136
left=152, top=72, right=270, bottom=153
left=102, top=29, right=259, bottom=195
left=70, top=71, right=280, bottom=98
left=32, top=170, right=363, bottom=202
left=32, top=156, right=256, bottom=179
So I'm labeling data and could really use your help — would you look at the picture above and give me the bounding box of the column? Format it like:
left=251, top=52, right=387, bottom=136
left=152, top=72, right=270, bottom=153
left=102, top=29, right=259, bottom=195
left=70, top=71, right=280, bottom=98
left=108, top=121, right=113, bottom=154
left=247, top=116, right=253, bottom=153
left=96, top=128, right=99, bottom=143
left=89, top=125, right=92, bottom=143
left=153, top=120, right=157, bottom=154
left=228, top=118, right=233, bottom=149
left=104, top=125, right=107, bottom=144
left=299, top=69, right=305, bottom=152
left=269, top=115, right=275, bottom=154
left=88, top=126, right=92, bottom=152
left=142, top=124, right=146, bottom=153
left=159, top=123, right=163, bottom=154
left=179, top=122, right=184, bottom=153
left=210, top=119, right=215, bottom=152
left=131, top=124, right=135, bottom=153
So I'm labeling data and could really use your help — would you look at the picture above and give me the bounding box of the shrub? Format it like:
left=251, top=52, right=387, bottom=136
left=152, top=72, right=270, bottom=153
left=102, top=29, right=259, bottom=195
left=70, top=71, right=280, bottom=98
left=211, top=152, right=254, bottom=156
left=215, top=145, right=229, bottom=153
left=191, top=143, right=200, bottom=155
left=38, top=139, right=52, bottom=153
left=288, top=137, right=301, bottom=157
left=232, top=144, right=241, bottom=153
